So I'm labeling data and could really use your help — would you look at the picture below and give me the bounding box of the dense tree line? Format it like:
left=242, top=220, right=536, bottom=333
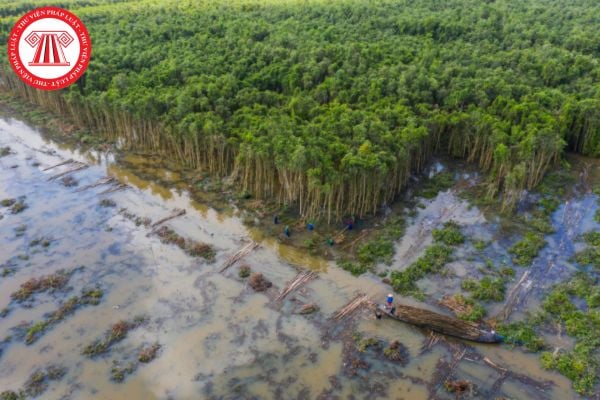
left=1, top=0, right=599, bottom=221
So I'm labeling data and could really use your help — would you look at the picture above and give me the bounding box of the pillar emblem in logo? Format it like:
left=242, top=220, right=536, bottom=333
left=7, top=7, right=91, bottom=90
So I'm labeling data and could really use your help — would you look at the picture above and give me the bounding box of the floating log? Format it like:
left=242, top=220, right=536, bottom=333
left=76, top=176, right=117, bottom=192
left=99, top=182, right=128, bottom=195
left=277, top=270, right=317, bottom=301
left=43, top=158, right=74, bottom=171
left=220, top=241, right=259, bottom=272
left=377, top=304, right=503, bottom=344
left=48, top=162, right=88, bottom=180
left=151, top=208, right=186, bottom=228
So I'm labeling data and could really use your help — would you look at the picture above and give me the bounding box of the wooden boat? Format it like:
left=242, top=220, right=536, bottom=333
left=377, top=304, right=503, bottom=344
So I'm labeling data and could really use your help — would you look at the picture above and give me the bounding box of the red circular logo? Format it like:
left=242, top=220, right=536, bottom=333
left=7, top=7, right=91, bottom=90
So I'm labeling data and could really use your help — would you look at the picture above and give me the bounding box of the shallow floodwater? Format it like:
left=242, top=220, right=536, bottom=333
left=0, top=116, right=589, bottom=399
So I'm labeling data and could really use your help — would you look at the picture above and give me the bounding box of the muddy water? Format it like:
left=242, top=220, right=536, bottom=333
left=0, top=115, right=586, bottom=399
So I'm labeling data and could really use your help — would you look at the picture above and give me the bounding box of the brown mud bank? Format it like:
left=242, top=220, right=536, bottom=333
left=0, top=112, right=595, bottom=399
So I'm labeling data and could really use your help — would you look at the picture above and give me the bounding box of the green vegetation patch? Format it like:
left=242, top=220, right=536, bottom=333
left=498, top=321, right=545, bottom=352
left=573, top=231, right=600, bottom=270
left=390, top=220, right=463, bottom=296
left=432, top=221, right=464, bottom=246
left=461, top=276, right=505, bottom=302
left=0, top=147, right=11, bottom=157
left=539, top=275, right=600, bottom=395
left=338, top=216, right=405, bottom=276
left=508, top=232, right=546, bottom=266
left=416, top=172, right=455, bottom=200
left=501, top=273, right=599, bottom=395
left=390, top=244, right=453, bottom=295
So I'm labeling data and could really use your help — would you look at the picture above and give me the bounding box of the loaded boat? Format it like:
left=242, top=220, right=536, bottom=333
left=377, top=304, right=503, bottom=344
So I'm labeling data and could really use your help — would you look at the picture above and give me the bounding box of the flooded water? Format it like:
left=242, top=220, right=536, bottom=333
left=0, top=115, right=592, bottom=399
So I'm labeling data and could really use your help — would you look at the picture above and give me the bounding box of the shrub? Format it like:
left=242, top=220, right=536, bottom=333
left=508, top=232, right=546, bottom=266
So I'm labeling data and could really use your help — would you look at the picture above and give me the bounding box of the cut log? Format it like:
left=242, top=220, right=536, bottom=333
left=151, top=208, right=186, bottom=228
left=99, top=183, right=128, bottom=195
left=43, top=159, right=74, bottom=171
left=76, top=176, right=117, bottom=192
left=48, top=162, right=88, bottom=180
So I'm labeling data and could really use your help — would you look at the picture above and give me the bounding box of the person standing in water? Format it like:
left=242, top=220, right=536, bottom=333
left=386, top=293, right=394, bottom=309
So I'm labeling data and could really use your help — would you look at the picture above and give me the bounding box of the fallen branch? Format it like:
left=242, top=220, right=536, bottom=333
left=277, top=270, right=317, bottom=300
left=496, top=270, right=530, bottom=321
left=220, top=241, right=259, bottom=272
left=151, top=208, right=186, bottom=228
left=43, top=159, right=74, bottom=171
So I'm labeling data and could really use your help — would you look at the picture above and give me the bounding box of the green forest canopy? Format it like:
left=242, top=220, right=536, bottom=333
left=1, top=0, right=599, bottom=221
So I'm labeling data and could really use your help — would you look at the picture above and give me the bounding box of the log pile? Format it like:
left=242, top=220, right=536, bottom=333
left=276, top=270, right=317, bottom=301
left=220, top=241, right=259, bottom=272
left=333, top=294, right=371, bottom=320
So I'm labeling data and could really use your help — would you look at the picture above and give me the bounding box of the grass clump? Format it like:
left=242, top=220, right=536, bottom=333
left=110, top=361, right=136, bottom=383
left=0, top=198, right=16, bottom=207
left=99, top=199, right=116, bottom=207
left=155, top=226, right=215, bottom=261
left=120, top=209, right=151, bottom=227
left=432, top=220, right=464, bottom=246
left=10, top=270, right=71, bottom=302
left=238, top=264, right=251, bottom=278
left=338, top=260, right=369, bottom=276
left=23, top=366, right=67, bottom=397
left=383, top=340, right=406, bottom=362
left=0, top=147, right=11, bottom=157
left=461, top=277, right=505, bottom=302
left=138, top=343, right=161, bottom=363
left=357, top=337, right=380, bottom=352
left=10, top=200, right=27, bottom=214
left=82, top=316, right=146, bottom=357
left=443, top=294, right=486, bottom=322
left=390, top=244, right=453, bottom=295
left=1, top=391, right=25, bottom=400
left=472, top=240, right=488, bottom=251
left=25, top=288, right=104, bottom=344
left=508, top=232, right=546, bottom=266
